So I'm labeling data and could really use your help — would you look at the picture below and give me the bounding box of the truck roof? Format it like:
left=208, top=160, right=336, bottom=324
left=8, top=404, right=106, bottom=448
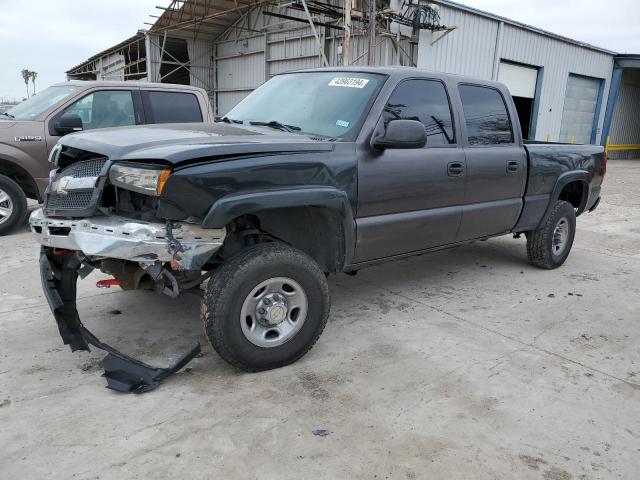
left=54, top=80, right=207, bottom=93
left=290, top=66, right=508, bottom=90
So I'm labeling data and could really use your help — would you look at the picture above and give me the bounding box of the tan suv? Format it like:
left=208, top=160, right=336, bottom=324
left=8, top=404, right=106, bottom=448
left=0, top=80, right=213, bottom=235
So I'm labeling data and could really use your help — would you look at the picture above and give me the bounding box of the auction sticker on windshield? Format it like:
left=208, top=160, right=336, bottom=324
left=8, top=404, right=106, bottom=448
left=328, top=77, right=370, bottom=88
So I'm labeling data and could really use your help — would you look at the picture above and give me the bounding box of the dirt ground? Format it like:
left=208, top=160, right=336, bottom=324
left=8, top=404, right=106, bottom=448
left=1, top=160, right=638, bottom=480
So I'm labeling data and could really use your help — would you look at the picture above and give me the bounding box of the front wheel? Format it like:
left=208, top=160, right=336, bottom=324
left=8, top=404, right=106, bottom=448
left=0, top=175, right=27, bottom=236
left=201, top=242, right=330, bottom=372
left=526, top=200, right=576, bottom=269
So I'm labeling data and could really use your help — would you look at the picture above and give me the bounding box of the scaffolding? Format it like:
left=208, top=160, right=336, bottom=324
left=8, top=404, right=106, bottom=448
left=66, top=32, right=148, bottom=81
left=67, top=1, right=446, bottom=114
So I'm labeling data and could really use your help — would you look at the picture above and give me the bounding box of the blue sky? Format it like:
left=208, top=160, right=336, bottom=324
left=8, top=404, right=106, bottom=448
left=0, top=0, right=638, bottom=101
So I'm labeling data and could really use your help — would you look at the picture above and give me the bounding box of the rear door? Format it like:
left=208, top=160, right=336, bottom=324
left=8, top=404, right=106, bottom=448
left=140, top=90, right=204, bottom=124
left=456, top=83, right=526, bottom=241
left=354, top=78, right=466, bottom=262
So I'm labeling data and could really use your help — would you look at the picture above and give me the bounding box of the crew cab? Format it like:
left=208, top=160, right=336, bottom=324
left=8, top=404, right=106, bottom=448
left=31, top=67, right=605, bottom=392
left=0, top=81, right=213, bottom=235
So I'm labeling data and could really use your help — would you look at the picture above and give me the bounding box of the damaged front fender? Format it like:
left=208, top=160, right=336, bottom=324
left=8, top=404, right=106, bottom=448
left=39, top=247, right=200, bottom=393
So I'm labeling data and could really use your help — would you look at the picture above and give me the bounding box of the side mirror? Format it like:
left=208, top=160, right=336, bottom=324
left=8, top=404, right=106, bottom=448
left=373, top=119, right=426, bottom=150
left=55, top=113, right=83, bottom=136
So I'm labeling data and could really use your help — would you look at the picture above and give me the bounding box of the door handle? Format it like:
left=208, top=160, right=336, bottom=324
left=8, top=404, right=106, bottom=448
left=507, top=161, right=519, bottom=173
left=447, top=162, right=464, bottom=177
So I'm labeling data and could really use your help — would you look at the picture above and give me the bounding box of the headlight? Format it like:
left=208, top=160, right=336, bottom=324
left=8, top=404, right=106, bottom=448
left=109, top=163, right=171, bottom=196
left=48, top=143, right=62, bottom=167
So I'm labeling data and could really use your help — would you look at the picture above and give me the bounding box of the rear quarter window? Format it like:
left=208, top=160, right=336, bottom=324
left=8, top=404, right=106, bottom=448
left=145, top=91, right=203, bottom=124
left=458, top=84, right=513, bottom=145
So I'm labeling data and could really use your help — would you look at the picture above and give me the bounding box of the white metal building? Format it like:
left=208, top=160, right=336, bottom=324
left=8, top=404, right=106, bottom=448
left=66, top=0, right=639, bottom=155
left=417, top=1, right=615, bottom=145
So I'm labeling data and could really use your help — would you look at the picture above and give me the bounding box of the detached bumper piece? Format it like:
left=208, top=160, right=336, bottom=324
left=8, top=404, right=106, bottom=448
left=40, top=247, right=200, bottom=394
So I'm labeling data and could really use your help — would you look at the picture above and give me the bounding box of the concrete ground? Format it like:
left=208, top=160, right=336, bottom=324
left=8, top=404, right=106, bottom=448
left=1, top=161, right=638, bottom=480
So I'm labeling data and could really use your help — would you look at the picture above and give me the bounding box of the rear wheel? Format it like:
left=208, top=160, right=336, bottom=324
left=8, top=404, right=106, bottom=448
left=0, top=175, right=27, bottom=236
left=526, top=200, right=576, bottom=269
left=201, top=242, right=330, bottom=371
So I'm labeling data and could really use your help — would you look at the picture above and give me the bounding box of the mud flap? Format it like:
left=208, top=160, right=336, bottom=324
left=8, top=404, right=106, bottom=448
left=39, top=247, right=201, bottom=394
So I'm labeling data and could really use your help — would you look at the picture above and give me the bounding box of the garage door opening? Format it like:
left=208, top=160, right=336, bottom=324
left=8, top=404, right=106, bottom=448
left=498, top=61, right=540, bottom=140
left=511, top=96, right=533, bottom=139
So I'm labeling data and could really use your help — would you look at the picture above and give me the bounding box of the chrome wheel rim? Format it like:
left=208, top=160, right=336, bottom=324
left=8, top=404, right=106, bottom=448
left=0, top=188, right=13, bottom=226
left=240, top=276, right=308, bottom=348
left=552, top=217, right=569, bottom=257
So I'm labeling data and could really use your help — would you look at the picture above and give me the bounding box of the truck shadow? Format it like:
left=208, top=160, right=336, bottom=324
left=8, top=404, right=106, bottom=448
left=73, top=236, right=530, bottom=376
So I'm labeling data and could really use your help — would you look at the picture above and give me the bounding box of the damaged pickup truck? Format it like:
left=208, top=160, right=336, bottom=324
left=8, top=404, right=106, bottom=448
left=31, top=67, right=606, bottom=392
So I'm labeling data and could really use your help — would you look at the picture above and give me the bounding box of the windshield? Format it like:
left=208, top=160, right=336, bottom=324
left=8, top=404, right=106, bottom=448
left=5, top=85, right=80, bottom=121
left=225, top=72, right=385, bottom=139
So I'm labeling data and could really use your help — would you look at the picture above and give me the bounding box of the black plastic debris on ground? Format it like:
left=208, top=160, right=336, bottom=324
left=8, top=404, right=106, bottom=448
left=39, top=247, right=200, bottom=394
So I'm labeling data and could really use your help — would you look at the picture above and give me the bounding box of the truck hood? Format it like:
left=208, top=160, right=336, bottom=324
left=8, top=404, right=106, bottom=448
left=0, top=119, right=44, bottom=136
left=59, top=122, right=334, bottom=165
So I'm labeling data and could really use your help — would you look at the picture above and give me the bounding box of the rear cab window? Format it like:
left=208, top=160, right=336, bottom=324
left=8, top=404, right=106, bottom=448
left=458, top=84, right=513, bottom=145
left=143, top=91, right=203, bottom=124
left=383, top=79, right=455, bottom=146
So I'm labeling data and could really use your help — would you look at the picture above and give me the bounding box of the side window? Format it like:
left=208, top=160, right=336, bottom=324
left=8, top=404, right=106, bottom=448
left=458, top=85, right=513, bottom=145
left=64, top=90, right=135, bottom=130
left=383, top=79, right=455, bottom=145
left=146, top=91, right=202, bottom=124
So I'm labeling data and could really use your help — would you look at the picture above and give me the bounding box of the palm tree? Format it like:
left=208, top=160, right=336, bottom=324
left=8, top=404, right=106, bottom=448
left=21, top=69, right=31, bottom=98
left=31, top=71, right=37, bottom=96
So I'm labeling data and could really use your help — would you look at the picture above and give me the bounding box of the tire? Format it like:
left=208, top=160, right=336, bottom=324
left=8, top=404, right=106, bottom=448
left=526, top=200, right=576, bottom=269
left=0, top=175, right=27, bottom=236
left=201, top=242, right=330, bottom=372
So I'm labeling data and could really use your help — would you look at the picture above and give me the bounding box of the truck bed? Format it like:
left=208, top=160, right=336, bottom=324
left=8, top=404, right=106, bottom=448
left=514, top=141, right=605, bottom=232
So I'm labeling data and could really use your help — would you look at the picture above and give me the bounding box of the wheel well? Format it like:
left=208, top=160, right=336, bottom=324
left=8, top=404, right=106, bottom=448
left=218, top=207, right=346, bottom=273
left=0, top=158, right=39, bottom=200
left=558, top=181, right=587, bottom=214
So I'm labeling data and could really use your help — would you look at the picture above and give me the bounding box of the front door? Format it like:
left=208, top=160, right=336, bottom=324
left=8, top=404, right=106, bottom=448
left=354, top=78, right=466, bottom=263
left=45, top=89, right=139, bottom=153
left=456, top=84, right=526, bottom=241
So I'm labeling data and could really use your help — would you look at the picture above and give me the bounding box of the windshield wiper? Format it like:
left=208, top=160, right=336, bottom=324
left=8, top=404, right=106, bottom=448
left=249, top=120, right=301, bottom=133
left=0, top=112, right=15, bottom=119
left=215, top=116, right=242, bottom=124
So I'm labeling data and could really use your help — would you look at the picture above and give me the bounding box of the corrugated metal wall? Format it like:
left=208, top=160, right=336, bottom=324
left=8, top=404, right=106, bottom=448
left=417, top=4, right=615, bottom=143
left=417, top=8, right=498, bottom=79
left=213, top=4, right=417, bottom=115
left=98, top=53, right=126, bottom=81
left=500, top=24, right=612, bottom=143
left=186, top=38, right=215, bottom=96
left=609, top=68, right=640, bottom=158
left=145, top=34, right=163, bottom=83
left=215, top=33, right=267, bottom=113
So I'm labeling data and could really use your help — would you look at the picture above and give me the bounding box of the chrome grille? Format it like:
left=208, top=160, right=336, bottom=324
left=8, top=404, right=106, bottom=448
left=44, top=158, right=107, bottom=215
left=60, top=157, right=107, bottom=178
left=46, top=191, right=94, bottom=210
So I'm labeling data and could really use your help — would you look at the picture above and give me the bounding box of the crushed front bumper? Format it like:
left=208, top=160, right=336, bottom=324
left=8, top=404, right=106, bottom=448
left=30, top=208, right=225, bottom=270
left=39, top=247, right=201, bottom=393
left=31, top=209, right=225, bottom=393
